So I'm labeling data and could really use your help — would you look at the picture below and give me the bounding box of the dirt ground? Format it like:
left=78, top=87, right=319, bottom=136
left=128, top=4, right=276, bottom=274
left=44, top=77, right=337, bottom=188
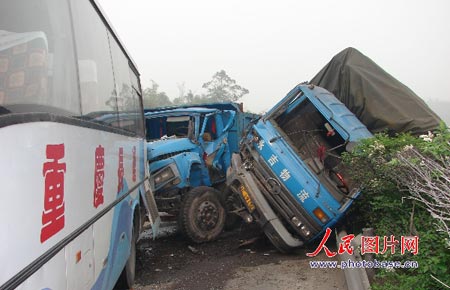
left=133, top=221, right=347, bottom=290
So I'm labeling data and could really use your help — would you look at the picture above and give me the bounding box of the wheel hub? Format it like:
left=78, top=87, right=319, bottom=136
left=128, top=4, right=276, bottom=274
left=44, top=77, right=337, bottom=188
left=197, top=201, right=219, bottom=230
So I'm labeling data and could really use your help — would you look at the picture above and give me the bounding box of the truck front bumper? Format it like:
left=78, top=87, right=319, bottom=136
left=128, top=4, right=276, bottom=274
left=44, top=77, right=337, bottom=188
left=227, top=154, right=303, bottom=250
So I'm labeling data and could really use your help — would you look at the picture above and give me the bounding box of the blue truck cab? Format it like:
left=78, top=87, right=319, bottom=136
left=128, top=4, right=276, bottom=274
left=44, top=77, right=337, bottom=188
left=144, top=103, right=257, bottom=242
left=226, top=84, right=373, bottom=252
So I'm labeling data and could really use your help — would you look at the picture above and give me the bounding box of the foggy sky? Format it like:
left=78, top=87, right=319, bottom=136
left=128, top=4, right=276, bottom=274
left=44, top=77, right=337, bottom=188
left=98, top=0, right=450, bottom=113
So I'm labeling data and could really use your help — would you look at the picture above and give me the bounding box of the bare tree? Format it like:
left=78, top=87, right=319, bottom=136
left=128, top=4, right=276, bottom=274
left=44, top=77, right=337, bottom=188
left=392, top=147, right=450, bottom=238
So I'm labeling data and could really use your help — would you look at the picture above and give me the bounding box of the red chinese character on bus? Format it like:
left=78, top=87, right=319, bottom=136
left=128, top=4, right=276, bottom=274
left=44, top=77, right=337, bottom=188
left=361, top=236, right=380, bottom=255
left=118, top=147, right=124, bottom=193
left=381, top=235, right=399, bottom=254
left=338, top=233, right=355, bottom=255
left=41, top=144, right=66, bottom=243
left=306, top=228, right=337, bottom=258
left=132, top=146, right=137, bottom=182
left=401, top=236, right=419, bottom=255
left=93, top=145, right=105, bottom=208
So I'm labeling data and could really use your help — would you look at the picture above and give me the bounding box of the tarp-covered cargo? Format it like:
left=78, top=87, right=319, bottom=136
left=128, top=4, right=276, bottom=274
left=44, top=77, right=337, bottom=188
left=310, top=47, right=441, bottom=135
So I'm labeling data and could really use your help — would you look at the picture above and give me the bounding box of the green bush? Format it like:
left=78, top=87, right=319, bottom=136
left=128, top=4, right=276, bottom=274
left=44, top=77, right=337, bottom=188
left=343, top=123, right=450, bottom=289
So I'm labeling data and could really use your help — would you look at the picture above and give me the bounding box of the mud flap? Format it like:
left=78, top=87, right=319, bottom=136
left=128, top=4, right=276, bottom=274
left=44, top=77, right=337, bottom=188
left=141, top=179, right=161, bottom=239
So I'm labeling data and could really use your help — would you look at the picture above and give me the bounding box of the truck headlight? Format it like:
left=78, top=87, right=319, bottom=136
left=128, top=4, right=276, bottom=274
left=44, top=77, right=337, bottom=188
left=291, top=216, right=311, bottom=237
left=152, top=165, right=180, bottom=190
left=154, top=167, right=174, bottom=184
left=300, top=225, right=311, bottom=237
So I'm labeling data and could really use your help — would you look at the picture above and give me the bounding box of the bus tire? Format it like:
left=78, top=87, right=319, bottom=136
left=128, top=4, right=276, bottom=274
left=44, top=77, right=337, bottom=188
left=116, top=222, right=137, bottom=289
left=179, top=186, right=226, bottom=243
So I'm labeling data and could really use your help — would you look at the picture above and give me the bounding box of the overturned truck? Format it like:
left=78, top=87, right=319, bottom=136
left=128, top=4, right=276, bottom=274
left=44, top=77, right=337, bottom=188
left=226, top=48, right=441, bottom=252
left=227, top=84, right=373, bottom=251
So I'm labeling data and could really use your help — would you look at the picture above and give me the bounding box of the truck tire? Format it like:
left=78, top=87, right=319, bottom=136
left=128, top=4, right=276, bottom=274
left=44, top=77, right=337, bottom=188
left=179, top=186, right=226, bottom=243
left=115, top=220, right=137, bottom=289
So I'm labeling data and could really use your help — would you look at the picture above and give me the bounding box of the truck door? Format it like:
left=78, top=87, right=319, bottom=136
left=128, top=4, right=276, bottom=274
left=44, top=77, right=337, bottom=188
left=200, top=111, right=235, bottom=181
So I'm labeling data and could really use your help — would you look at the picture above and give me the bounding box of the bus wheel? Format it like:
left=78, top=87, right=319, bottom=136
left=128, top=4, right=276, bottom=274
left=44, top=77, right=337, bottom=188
left=179, top=186, right=226, bottom=243
left=116, top=223, right=137, bottom=289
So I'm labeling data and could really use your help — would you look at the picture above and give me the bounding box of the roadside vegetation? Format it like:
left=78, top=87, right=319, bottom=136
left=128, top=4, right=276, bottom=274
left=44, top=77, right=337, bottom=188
left=142, top=70, right=249, bottom=108
left=343, top=123, right=450, bottom=289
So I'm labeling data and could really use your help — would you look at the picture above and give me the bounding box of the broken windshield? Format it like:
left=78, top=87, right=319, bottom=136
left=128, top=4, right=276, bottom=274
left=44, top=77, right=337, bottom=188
left=146, top=115, right=195, bottom=141
left=274, top=98, right=358, bottom=203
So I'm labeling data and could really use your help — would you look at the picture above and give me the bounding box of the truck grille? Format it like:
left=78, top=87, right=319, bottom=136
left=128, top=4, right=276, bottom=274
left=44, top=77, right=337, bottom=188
left=244, top=145, right=322, bottom=239
left=150, top=150, right=186, bottom=163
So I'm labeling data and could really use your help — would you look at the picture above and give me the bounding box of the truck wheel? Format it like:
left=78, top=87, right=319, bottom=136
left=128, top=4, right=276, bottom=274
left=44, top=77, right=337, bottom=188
left=179, top=186, right=226, bottom=243
left=115, top=222, right=137, bottom=289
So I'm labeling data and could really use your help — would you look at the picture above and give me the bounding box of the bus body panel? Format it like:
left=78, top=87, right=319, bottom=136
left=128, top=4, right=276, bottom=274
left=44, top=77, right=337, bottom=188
left=66, top=226, right=95, bottom=290
left=16, top=250, right=67, bottom=290
left=0, top=122, right=143, bottom=289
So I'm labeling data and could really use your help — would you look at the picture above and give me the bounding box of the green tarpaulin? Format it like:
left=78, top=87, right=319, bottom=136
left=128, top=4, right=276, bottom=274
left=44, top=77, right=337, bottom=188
left=310, top=47, right=441, bottom=135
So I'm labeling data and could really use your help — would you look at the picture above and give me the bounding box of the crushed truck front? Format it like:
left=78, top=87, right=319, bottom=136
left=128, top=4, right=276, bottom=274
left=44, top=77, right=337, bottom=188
left=227, top=84, right=372, bottom=252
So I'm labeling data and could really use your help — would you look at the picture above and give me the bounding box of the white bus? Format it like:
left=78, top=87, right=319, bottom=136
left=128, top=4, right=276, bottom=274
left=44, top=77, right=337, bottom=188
left=0, top=1, right=159, bottom=289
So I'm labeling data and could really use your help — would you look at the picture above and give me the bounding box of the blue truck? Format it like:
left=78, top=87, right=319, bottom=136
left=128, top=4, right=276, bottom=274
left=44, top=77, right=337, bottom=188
left=226, top=84, right=373, bottom=252
left=144, top=103, right=257, bottom=243
left=225, top=48, right=441, bottom=253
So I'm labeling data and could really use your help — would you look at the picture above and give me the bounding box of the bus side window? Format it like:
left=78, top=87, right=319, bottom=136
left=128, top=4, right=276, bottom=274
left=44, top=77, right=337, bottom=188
left=0, top=0, right=79, bottom=115
left=71, top=0, right=117, bottom=124
left=0, top=36, right=48, bottom=106
left=110, top=37, right=143, bottom=136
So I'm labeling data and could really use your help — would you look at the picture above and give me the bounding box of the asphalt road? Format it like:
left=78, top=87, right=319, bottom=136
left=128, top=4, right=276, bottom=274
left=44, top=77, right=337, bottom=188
left=133, top=222, right=346, bottom=290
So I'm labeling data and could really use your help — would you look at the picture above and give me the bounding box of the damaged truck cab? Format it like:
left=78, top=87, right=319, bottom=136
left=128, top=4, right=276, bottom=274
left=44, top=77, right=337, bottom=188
left=145, top=103, right=257, bottom=243
left=146, top=107, right=235, bottom=190
left=227, top=84, right=373, bottom=252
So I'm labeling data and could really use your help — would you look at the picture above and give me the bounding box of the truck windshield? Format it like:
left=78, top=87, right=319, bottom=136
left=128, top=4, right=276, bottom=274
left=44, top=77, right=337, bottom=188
left=275, top=99, right=357, bottom=202
left=0, top=0, right=78, bottom=116
left=146, top=115, right=195, bottom=140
